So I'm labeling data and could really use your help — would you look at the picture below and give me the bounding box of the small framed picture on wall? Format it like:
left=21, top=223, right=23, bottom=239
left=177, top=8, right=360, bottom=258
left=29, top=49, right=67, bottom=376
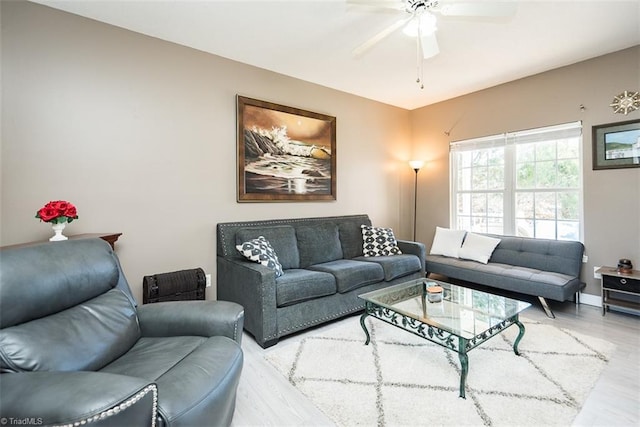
left=592, top=119, right=640, bottom=170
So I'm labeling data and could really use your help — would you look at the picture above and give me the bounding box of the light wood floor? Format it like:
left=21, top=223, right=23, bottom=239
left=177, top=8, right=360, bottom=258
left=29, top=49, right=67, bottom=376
left=230, top=297, right=640, bottom=427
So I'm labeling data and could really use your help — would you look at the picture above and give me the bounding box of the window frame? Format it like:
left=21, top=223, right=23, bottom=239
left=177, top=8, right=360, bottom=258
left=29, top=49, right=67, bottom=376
left=449, top=121, right=583, bottom=241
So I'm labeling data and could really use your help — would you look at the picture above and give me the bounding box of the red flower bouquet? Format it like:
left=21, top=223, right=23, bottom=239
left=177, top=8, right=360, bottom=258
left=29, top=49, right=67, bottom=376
left=35, top=200, right=79, bottom=224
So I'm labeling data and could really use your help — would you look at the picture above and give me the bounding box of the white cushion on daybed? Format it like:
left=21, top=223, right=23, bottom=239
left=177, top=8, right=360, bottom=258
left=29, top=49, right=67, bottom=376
left=429, top=227, right=466, bottom=258
left=458, top=232, right=501, bottom=264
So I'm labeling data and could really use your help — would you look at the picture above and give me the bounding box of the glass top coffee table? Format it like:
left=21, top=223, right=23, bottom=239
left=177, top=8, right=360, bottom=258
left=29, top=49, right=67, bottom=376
left=358, top=278, right=531, bottom=398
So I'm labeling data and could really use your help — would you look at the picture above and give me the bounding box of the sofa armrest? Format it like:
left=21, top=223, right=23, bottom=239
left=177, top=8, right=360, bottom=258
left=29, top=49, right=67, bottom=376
left=216, top=256, right=278, bottom=348
left=137, top=300, right=245, bottom=344
left=0, top=371, right=157, bottom=426
left=397, top=240, right=426, bottom=273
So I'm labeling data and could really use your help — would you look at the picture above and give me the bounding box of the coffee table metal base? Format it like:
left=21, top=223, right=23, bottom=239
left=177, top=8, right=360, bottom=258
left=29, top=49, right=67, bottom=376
left=360, top=302, right=526, bottom=398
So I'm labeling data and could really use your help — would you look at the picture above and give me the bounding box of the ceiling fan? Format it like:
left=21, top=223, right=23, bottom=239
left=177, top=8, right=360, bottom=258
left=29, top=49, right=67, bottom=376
left=348, top=0, right=517, bottom=87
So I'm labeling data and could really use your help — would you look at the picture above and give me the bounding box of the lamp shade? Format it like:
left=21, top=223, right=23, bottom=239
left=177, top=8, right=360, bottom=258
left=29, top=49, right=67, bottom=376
left=409, top=160, right=425, bottom=171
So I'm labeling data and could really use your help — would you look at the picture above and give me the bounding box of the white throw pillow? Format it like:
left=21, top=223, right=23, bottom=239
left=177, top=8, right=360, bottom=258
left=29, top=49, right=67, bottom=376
left=429, top=227, right=466, bottom=258
left=458, top=232, right=501, bottom=264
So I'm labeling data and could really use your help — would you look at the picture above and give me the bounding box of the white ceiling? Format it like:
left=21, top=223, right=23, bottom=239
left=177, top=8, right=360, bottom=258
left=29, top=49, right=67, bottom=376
left=32, top=0, right=640, bottom=110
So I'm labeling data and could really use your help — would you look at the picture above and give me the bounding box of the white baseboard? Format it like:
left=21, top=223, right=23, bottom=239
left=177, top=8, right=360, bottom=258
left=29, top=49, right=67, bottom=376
left=579, top=292, right=601, bottom=307
left=579, top=292, right=639, bottom=316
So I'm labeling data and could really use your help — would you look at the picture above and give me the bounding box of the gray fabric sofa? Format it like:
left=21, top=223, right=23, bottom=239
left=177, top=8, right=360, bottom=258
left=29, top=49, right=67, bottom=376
left=0, top=239, right=244, bottom=427
left=425, top=233, right=585, bottom=317
left=217, top=214, right=426, bottom=348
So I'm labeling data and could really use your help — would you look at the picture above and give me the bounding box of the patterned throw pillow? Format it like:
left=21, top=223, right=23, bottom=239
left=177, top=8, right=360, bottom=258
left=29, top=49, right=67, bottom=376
left=236, top=236, right=284, bottom=277
left=361, top=225, right=403, bottom=257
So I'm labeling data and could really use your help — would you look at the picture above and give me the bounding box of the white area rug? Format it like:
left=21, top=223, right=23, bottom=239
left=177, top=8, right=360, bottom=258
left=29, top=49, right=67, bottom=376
left=265, top=316, right=615, bottom=426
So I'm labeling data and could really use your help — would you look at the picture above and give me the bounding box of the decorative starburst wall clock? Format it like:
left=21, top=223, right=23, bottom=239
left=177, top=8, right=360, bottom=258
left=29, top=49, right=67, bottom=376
left=610, top=90, right=640, bottom=115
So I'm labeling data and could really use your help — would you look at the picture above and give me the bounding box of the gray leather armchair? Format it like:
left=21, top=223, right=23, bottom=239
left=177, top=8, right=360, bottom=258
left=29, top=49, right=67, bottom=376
left=0, top=239, right=244, bottom=426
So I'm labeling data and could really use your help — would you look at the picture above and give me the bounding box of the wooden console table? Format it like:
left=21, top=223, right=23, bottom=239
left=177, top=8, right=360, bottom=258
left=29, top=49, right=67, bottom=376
left=69, top=233, right=122, bottom=250
left=1, top=233, right=122, bottom=250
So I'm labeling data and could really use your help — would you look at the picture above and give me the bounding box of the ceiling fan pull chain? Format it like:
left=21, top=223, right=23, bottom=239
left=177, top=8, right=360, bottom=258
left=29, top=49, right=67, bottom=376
left=416, top=37, right=421, bottom=84
left=416, top=19, right=424, bottom=89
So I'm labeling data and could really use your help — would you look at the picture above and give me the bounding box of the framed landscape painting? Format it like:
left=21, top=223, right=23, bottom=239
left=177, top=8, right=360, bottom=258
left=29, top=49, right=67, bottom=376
left=592, top=119, right=640, bottom=170
left=237, top=96, right=336, bottom=202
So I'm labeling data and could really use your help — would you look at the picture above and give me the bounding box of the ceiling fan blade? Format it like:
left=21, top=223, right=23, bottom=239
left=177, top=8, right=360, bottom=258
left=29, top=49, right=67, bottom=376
left=438, top=2, right=517, bottom=17
left=420, top=33, right=439, bottom=59
left=352, top=15, right=414, bottom=57
left=346, top=0, right=405, bottom=11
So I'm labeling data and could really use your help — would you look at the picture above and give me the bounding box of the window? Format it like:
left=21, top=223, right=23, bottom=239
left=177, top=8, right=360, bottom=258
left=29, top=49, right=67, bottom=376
left=450, top=121, right=582, bottom=241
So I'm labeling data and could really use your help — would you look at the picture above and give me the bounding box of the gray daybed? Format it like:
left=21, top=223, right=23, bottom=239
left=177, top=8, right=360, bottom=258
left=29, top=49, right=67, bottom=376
left=425, top=232, right=586, bottom=317
left=217, top=214, right=426, bottom=348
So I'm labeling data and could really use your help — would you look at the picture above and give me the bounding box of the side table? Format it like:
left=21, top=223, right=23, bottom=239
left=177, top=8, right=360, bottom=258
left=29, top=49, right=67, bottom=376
left=69, top=233, right=122, bottom=250
left=596, top=266, right=640, bottom=316
left=1, top=233, right=122, bottom=251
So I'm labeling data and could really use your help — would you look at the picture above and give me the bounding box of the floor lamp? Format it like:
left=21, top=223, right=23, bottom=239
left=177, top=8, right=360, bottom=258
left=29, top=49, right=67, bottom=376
left=409, top=160, right=425, bottom=241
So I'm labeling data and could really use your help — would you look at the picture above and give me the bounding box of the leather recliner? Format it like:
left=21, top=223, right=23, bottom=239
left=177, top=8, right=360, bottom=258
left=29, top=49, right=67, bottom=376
left=0, top=238, right=244, bottom=426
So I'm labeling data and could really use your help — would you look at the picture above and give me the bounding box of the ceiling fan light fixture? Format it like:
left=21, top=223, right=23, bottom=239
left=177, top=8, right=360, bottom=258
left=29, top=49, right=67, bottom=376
left=402, top=12, right=437, bottom=37
left=350, top=0, right=518, bottom=91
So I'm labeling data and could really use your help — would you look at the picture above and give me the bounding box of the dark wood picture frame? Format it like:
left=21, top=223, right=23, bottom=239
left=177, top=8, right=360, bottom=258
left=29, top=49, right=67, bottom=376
left=237, top=96, right=336, bottom=202
left=592, top=119, right=640, bottom=170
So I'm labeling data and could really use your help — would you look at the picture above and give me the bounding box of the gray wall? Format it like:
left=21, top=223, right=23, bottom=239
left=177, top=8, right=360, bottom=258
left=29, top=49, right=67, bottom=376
left=410, top=46, right=640, bottom=298
left=1, top=1, right=413, bottom=303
